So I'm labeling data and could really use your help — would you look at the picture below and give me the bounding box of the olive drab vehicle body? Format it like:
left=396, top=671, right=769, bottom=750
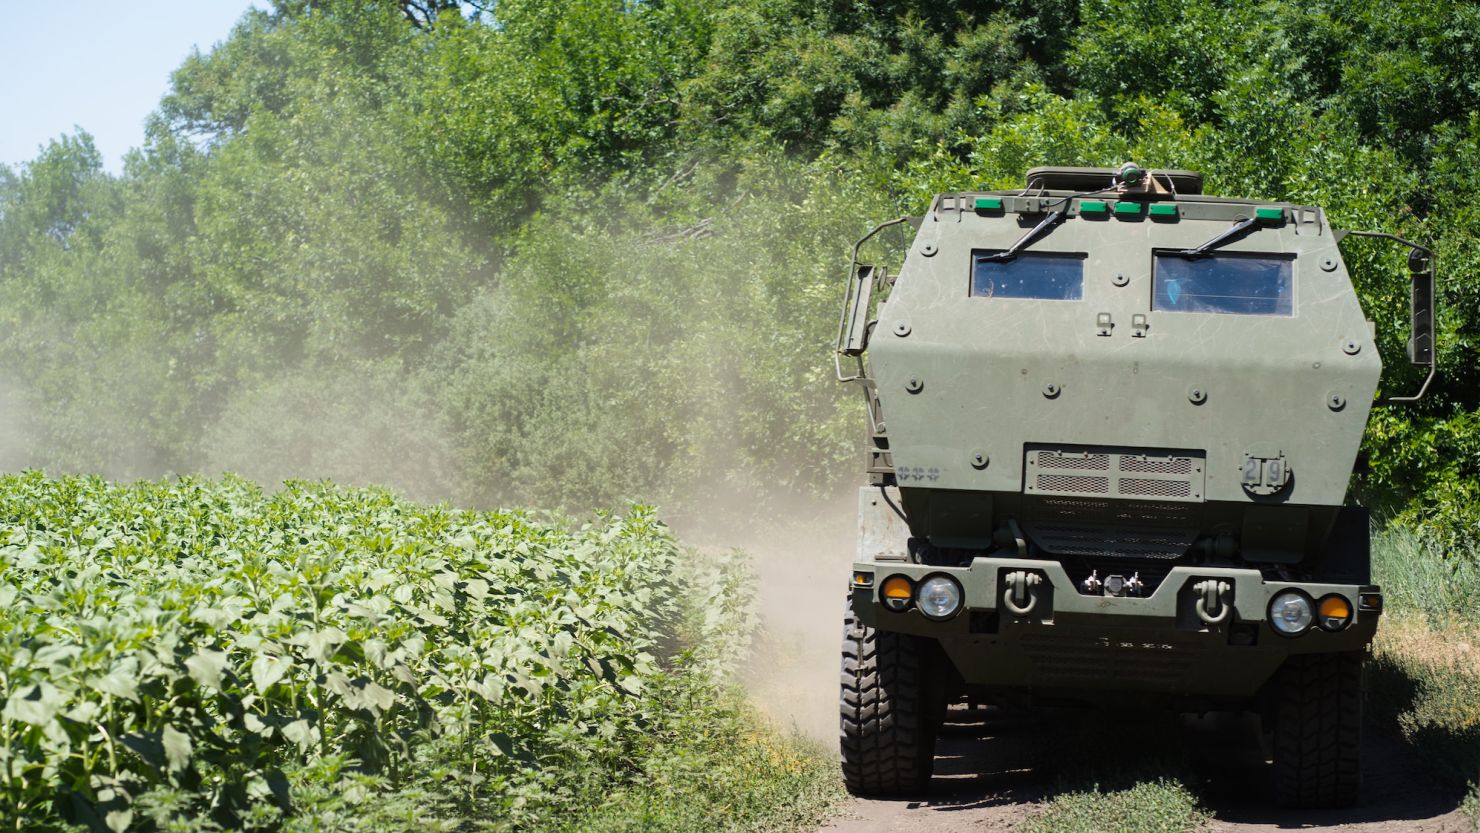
left=835, top=165, right=1437, bottom=808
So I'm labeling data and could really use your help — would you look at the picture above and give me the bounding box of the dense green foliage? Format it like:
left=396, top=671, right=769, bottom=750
left=0, top=473, right=839, bottom=831
left=0, top=0, right=1475, bottom=536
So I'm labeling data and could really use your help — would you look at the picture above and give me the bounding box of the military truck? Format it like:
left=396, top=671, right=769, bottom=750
left=834, top=165, right=1436, bottom=808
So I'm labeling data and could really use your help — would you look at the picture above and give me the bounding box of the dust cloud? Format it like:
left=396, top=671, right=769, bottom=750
left=672, top=489, right=858, bottom=741
left=0, top=377, right=41, bottom=472
left=198, top=364, right=458, bottom=503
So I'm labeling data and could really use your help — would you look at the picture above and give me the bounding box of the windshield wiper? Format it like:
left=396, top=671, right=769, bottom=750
left=976, top=210, right=1066, bottom=263
left=1169, top=215, right=1261, bottom=258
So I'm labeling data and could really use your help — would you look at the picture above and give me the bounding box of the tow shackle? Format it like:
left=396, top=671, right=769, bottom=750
left=1193, top=579, right=1233, bottom=626
left=1002, top=570, right=1043, bottom=617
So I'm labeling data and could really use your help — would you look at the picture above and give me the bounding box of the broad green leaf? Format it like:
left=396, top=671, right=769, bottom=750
left=2, top=682, right=63, bottom=726
left=186, top=649, right=228, bottom=690
left=324, top=671, right=352, bottom=698
left=162, top=724, right=192, bottom=772
left=358, top=680, right=396, bottom=714
left=401, top=635, right=427, bottom=658
left=282, top=718, right=318, bottom=751
left=92, top=659, right=140, bottom=702
left=363, top=638, right=389, bottom=669
left=65, top=701, right=101, bottom=724
left=251, top=655, right=291, bottom=694
left=244, top=712, right=272, bottom=738
left=33, top=642, right=81, bottom=668
left=472, top=673, right=505, bottom=702
left=337, top=679, right=380, bottom=714
left=414, top=607, right=449, bottom=627
left=105, top=809, right=133, bottom=833
left=487, top=732, right=514, bottom=757
left=296, top=627, right=348, bottom=664
left=193, top=606, right=235, bottom=629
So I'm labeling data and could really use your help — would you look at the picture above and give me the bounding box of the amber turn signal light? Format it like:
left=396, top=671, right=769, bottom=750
left=881, top=575, right=913, bottom=612
left=1317, top=594, right=1353, bottom=632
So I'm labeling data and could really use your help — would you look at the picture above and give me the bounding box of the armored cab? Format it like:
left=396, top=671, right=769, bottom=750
left=836, top=165, right=1436, bottom=808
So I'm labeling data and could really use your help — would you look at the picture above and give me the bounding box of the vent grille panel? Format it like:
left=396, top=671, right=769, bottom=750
left=1021, top=521, right=1196, bottom=559
left=1120, top=457, right=1192, bottom=475
left=1021, top=633, right=1197, bottom=688
left=1025, top=445, right=1205, bottom=503
left=1119, top=478, right=1191, bottom=497
left=1036, top=452, right=1109, bottom=471
left=1037, top=474, right=1110, bottom=494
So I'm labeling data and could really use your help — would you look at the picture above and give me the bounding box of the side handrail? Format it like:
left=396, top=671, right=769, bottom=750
left=1336, top=230, right=1437, bottom=404
left=835, top=216, right=912, bottom=383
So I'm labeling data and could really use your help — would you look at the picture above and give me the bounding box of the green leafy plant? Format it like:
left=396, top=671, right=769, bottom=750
left=0, top=473, right=697, bottom=831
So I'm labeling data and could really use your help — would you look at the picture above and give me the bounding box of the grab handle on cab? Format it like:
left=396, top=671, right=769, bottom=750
left=836, top=216, right=912, bottom=382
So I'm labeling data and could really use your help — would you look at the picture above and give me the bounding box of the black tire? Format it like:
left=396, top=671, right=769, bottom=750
left=839, top=602, right=938, bottom=796
left=1271, top=651, right=1363, bottom=808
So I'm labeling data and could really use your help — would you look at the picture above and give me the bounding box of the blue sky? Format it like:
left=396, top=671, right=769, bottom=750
left=1, top=1, right=258, bottom=173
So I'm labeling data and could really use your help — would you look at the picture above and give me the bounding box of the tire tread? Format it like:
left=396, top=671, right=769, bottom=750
left=1272, top=651, right=1362, bottom=808
left=839, top=603, right=935, bottom=796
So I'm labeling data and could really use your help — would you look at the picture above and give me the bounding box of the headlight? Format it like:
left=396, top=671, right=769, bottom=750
left=917, top=575, right=963, bottom=621
left=1318, top=594, right=1353, bottom=631
left=1269, top=591, right=1313, bottom=636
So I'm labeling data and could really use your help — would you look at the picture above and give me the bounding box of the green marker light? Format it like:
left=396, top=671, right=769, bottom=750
left=1149, top=203, right=1178, bottom=219
left=975, top=197, right=1003, bottom=211
left=1079, top=200, right=1108, bottom=215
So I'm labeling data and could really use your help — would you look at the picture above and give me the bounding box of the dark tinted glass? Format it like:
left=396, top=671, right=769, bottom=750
left=970, top=251, right=1085, bottom=300
left=1153, top=253, right=1294, bottom=316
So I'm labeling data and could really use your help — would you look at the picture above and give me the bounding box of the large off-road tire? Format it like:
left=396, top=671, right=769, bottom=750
left=839, top=603, right=938, bottom=796
left=1271, top=651, right=1363, bottom=808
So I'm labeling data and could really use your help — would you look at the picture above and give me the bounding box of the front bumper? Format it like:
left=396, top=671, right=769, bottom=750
left=852, top=557, right=1381, bottom=703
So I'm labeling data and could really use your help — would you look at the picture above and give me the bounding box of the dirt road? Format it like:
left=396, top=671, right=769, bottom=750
left=816, top=707, right=1472, bottom=833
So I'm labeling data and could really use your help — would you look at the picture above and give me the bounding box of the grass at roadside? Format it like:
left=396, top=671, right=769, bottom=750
left=562, top=693, right=842, bottom=833
left=1369, top=527, right=1480, bottom=793
left=1370, top=527, right=1480, bottom=630
left=1020, top=778, right=1208, bottom=833
left=559, top=547, right=846, bottom=833
left=1368, top=615, right=1480, bottom=785
left=1003, top=712, right=1211, bottom=833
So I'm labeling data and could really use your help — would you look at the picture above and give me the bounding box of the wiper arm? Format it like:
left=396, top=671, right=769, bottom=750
left=1170, top=215, right=1261, bottom=258
left=976, top=210, right=1065, bottom=263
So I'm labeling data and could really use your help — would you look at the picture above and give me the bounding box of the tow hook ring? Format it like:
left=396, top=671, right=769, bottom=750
left=1003, top=570, right=1042, bottom=617
left=1193, top=579, right=1233, bottom=625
